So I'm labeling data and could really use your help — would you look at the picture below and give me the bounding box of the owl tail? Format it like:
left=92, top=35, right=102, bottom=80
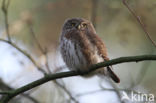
left=107, top=66, right=120, bottom=83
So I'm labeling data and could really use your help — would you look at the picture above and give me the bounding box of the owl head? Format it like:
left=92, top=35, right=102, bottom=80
left=62, top=18, right=96, bottom=35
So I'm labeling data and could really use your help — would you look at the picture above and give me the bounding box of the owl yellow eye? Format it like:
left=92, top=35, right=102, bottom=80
left=71, top=23, right=76, bottom=27
left=82, top=24, right=87, bottom=28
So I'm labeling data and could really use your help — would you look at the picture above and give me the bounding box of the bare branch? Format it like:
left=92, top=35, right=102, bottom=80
left=44, top=50, right=51, bottom=73
left=27, top=24, right=45, bottom=54
left=0, top=92, right=10, bottom=95
left=27, top=22, right=78, bottom=102
left=1, top=0, right=46, bottom=74
left=53, top=65, right=66, bottom=73
left=133, top=47, right=154, bottom=86
left=76, top=88, right=133, bottom=97
left=54, top=80, right=79, bottom=103
left=0, top=38, right=46, bottom=74
left=0, top=79, right=39, bottom=103
left=2, top=0, right=11, bottom=42
left=76, top=87, right=143, bottom=103
left=0, top=54, right=156, bottom=103
left=27, top=23, right=51, bottom=73
left=26, top=20, right=80, bottom=102
left=122, top=0, right=156, bottom=48
left=91, top=0, right=98, bottom=29
left=106, top=79, right=125, bottom=103
left=20, top=94, right=39, bottom=103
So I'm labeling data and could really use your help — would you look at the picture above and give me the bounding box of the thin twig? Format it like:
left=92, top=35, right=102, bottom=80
left=53, top=65, right=66, bottom=73
left=45, top=51, right=51, bottom=73
left=54, top=80, right=79, bottom=103
left=0, top=54, right=156, bottom=103
left=21, top=93, right=39, bottom=103
left=0, top=79, right=39, bottom=103
left=134, top=47, right=154, bottom=86
left=0, top=39, right=46, bottom=74
left=2, top=0, right=11, bottom=42
left=76, top=88, right=133, bottom=97
left=53, top=67, right=79, bottom=103
left=122, top=0, right=156, bottom=48
left=28, top=24, right=45, bottom=54
left=27, top=24, right=51, bottom=73
left=91, top=0, right=98, bottom=29
left=1, top=0, right=46, bottom=74
left=27, top=23, right=78, bottom=102
left=107, top=79, right=125, bottom=103
left=27, top=22, right=80, bottom=103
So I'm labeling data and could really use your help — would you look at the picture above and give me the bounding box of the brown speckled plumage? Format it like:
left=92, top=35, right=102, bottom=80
left=60, top=18, right=120, bottom=83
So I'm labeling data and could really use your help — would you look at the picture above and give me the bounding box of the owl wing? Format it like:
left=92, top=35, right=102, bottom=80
left=89, top=33, right=120, bottom=83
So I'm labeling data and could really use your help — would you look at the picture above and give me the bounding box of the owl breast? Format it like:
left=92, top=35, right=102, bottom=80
left=60, top=37, right=104, bottom=72
left=60, top=37, right=87, bottom=71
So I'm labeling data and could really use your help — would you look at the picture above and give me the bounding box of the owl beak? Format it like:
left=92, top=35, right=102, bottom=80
left=78, top=25, right=81, bottom=30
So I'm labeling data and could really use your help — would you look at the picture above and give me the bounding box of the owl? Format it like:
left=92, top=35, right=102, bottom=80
left=60, top=18, right=120, bottom=83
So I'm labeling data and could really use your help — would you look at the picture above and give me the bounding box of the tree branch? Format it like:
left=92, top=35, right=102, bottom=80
left=75, top=88, right=136, bottom=97
left=53, top=80, right=79, bottom=103
left=27, top=23, right=78, bottom=102
left=0, top=92, right=10, bottom=95
left=122, top=0, right=156, bottom=48
left=2, top=0, right=11, bottom=42
left=91, top=0, right=98, bottom=29
left=0, top=38, right=46, bottom=74
left=0, top=54, right=156, bottom=103
left=27, top=23, right=51, bottom=73
left=0, top=79, right=39, bottom=103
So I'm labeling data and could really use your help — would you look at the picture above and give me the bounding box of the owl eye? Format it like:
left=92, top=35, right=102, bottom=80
left=82, top=24, right=87, bottom=28
left=71, top=23, right=76, bottom=27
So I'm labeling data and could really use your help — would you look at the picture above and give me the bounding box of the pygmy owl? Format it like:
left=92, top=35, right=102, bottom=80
left=60, top=18, right=120, bottom=83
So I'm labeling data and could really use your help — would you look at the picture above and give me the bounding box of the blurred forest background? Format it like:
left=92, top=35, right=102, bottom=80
left=0, top=0, right=156, bottom=103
